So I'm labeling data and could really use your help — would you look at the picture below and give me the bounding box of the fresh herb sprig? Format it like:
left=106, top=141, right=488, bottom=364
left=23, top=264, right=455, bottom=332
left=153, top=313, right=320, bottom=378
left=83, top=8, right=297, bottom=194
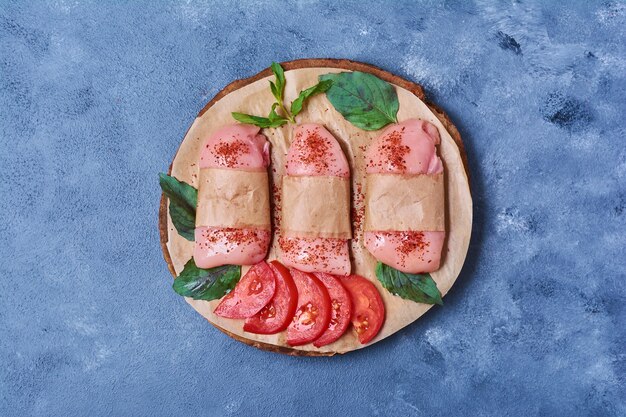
left=232, top=62, right=332, bottom=128
left=268, top=62, right=292, bottom=123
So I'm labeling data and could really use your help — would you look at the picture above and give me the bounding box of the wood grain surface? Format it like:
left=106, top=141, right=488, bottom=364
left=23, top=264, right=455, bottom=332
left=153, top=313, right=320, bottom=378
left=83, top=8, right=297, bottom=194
left=159, top=59, right=469, bottom=356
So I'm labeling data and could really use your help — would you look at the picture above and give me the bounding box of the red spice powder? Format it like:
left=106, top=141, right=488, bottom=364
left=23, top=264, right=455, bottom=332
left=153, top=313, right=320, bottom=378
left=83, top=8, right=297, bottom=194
left=351, top=182, right=365, bottom=242
left=271, top=183, right=282, bottom=233
left=213, top=139, right=249, bottom=168
left=200, top=227, right=258, bottom=247
left=295, top=129, right=334, bottom=171
left=278, top=236, right=296, bottom=253
left=394, top=231, right=430, bottom=266
left=350, top=208, right=359, bottom=240
left=373, top=130, right=410, bottom=172
left=272, top=184, right=282, bottom=204
left=279, top=236, right=346, bottom=267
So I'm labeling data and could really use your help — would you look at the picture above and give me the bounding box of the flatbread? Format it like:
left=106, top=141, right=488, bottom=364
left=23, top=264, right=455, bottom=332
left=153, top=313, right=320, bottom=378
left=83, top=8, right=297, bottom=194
left=159, top=59, right=472, bottom=355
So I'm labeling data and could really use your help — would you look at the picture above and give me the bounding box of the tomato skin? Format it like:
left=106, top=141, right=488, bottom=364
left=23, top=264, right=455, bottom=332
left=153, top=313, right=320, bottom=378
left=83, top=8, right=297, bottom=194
left=214, top=261, right=276, bottom=319
left=243, top=261, right=298, bottom=334
left=312, top=273, right=352, bottom=348
left=287, top=269, right=332, bottom=346
left=340, top=275, right=385, bottom=344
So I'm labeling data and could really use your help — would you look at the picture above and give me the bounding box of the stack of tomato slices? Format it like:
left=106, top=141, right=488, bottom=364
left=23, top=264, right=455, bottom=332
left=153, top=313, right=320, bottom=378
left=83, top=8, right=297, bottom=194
left=214, top=260, right=385, bottom=347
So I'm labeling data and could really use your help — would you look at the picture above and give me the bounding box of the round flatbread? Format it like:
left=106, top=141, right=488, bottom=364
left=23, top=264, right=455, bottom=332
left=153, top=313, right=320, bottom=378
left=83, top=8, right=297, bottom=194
left=159, top=59, right=472, bottom=355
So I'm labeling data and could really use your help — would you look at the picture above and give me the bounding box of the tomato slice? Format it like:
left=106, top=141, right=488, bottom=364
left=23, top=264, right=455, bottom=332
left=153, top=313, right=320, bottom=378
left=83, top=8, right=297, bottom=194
left=340, top=275, right=385, bottom=344
left=312, top=273, right=352, bottom=347
left=287, top=269, right=331, bottom=346
left=214, top=261, right=276, bottom=319
left=243, top=261, right=298, bottom=334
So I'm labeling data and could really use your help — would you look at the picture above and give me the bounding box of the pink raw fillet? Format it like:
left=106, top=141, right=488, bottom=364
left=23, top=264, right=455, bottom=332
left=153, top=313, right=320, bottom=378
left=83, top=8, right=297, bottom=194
left=364, top=119, right=445, bottom=274
left=193, top=124, right=271, bottom=268
left=280, top=124, right=351, bottom=275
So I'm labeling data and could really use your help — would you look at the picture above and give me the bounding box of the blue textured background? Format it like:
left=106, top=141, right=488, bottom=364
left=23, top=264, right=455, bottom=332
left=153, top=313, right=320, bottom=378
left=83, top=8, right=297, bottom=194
left=1, top=1, right=624, bottom=416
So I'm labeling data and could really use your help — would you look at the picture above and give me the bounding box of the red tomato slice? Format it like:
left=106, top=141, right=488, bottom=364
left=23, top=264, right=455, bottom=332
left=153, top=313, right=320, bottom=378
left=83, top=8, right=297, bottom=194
left=287, top=269, right=331, bottom=346
left=243, top=261, right=298, bottom=334
left=340, top=275, right=385, bottom=344
left=312, top=273, right=352, bottom=348
left=214, top=261, right=276, bottom=319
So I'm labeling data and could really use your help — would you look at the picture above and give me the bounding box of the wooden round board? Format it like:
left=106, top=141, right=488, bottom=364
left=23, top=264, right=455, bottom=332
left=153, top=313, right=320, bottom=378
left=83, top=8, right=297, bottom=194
left=159, top=59, right=472, bottom=356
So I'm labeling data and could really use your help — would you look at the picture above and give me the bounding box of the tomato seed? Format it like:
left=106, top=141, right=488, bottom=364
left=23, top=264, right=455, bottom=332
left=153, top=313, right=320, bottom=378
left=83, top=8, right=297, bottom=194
left=259, top=304, right=276, bottom=320
left=292, top=302, right=318, bottom=328
left=248, top=278, right=263, bottom=295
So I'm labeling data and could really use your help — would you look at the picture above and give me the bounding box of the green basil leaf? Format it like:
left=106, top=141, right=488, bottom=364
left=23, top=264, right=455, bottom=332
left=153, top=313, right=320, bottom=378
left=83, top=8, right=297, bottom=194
left=320, top=71, right=399, bottom=131
left=167, top=200, right=195, bottom=241
left=269, top=119, right=288, bottom=127
left=268, top=103, right=289, bottom=126
left=375, top=262, right=443, bottom=305
left=271, top=62, right=285, bottom=99
left=268, top=103, right=281, bottom=121
left=290, top=79, right=333, bottom=117
left=159, top=173, right=197, bottom=241
left=269, top=81, right=280, bottom=102
left=232, top=112, right=287, bottom=128
left=231, top=112, right=274, bottom=128
left=173, top=259, right=241, bottom=301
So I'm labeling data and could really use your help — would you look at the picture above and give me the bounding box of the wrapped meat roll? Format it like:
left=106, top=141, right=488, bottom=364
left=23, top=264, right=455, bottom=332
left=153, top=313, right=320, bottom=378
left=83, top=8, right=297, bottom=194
left=279, top=124, right=352, bottom=275
left=364, top=119, right=445, bottom=273
left=193, top=124, right=271, bottom=268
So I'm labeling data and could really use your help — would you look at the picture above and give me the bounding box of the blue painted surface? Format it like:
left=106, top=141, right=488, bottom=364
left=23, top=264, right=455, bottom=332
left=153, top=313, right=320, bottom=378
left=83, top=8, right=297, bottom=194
left=1, top=0, right=624, bottom=415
